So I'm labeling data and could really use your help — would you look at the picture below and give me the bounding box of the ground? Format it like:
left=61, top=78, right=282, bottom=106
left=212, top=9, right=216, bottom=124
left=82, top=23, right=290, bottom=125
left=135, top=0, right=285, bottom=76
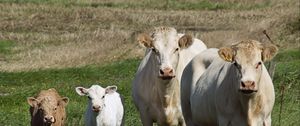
left=0, top=0, right=299, bottom=125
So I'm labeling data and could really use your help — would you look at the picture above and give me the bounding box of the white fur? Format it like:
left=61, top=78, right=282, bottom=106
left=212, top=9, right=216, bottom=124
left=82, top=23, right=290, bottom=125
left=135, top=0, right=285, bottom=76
left=76, top=85, right=124, bottom=126
left=132, top=27, right=206, bottom=126
left=181, top=47, right=275, bottom=126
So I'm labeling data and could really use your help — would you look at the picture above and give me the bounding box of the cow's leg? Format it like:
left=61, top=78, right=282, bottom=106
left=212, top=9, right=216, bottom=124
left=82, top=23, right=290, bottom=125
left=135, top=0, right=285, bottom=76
left=139, top=110, right=153, bottom=126
left=178, top=115, right=186, bottom=126
left=263, top=115, right=271, bottom=126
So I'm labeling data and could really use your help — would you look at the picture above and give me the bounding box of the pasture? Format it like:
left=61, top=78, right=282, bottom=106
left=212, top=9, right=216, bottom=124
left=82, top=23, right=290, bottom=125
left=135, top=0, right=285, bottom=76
left=0, top=0, right=299, bottom=125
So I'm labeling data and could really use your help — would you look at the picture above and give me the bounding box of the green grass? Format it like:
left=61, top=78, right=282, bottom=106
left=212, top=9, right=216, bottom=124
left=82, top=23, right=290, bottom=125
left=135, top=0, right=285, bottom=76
left=0, top=58, right=142, bottom=125
left=0, top=40, right=15, bottom=55
left=0, top=0, right=272, bottom=10
left=0, top=50, right=299, bottom=125
left=272, top=49, right=300, bottom=126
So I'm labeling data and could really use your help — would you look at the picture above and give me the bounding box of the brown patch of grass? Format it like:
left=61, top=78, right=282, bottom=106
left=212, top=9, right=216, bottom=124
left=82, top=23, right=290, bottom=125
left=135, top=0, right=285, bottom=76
left=0, top=0, right=299, bottom=71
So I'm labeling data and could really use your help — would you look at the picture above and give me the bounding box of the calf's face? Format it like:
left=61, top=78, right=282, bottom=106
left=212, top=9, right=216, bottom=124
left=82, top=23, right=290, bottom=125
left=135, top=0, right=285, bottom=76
left=218, top=40, right=278, bottom=95
left=27, top=96, right=69, bottom=124
left=76, top=85, right=117, bottom=112
left=137, top=27, right=193, bottom=80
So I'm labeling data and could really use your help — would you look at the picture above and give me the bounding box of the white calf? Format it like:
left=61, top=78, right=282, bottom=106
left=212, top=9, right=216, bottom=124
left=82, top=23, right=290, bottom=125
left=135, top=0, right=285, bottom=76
left=76, top=85, right=124, bottom=126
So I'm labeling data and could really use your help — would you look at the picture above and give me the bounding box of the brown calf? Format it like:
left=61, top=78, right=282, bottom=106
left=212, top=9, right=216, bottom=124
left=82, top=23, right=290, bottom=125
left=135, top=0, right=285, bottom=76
left=27, top=88, right=69, bottom=126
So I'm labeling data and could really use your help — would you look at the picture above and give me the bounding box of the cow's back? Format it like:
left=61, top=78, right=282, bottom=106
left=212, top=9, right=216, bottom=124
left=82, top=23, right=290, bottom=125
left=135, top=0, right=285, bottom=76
left=190, top=57, right=229, bottom=125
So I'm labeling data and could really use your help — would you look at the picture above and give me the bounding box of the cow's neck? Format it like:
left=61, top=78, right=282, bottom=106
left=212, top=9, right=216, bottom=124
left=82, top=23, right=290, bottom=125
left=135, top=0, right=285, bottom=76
left=238, top=93, right=263, bottom=125
left=157, top=78, right=179, bottom=108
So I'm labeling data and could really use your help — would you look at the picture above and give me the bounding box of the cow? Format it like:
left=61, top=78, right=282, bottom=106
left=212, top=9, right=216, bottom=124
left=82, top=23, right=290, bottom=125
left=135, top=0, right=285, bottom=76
left=132, top=26, right=207, bottom=126
left=181, top=40, right=278, bottom=126
left=75, top=85, right=124, bottom=126
left=27, top=88, right=69, bottom=126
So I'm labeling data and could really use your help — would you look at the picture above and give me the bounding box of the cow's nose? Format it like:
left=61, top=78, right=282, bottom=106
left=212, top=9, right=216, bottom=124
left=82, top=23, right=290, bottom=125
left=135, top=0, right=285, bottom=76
left=44, top=116, right=55, bottom=123
left=241, top=81, right=255, bottom=90
left=159, top=68, right=174, bottom=76
left=92, top=105, right=101, bottom=112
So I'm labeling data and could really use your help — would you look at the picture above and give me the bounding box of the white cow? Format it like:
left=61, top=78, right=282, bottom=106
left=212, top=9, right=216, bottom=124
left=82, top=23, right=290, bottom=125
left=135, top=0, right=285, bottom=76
left=75, top=85, right=124, bottom=126
left=181, top=40, right=278, bottom=126
left=176, top=33, right=207, bottom=82
left=132, top=26, right=206, bottom=126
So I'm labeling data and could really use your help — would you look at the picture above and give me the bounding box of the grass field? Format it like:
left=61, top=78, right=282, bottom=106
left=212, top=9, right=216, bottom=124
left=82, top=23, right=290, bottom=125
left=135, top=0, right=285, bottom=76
left=0, top=0, right=299, bottom=125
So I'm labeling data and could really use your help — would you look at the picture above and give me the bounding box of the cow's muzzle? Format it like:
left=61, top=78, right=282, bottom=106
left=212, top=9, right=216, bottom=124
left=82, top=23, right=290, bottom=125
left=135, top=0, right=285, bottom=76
left=239, top=89, right=257, bottom=95
left=44, top=115, right=55, bottom=124
left=159, top=75, right=175, bottom=80
left=159, top=68, right=175, bottom=80
left=92, top=105, right=101, bottom=112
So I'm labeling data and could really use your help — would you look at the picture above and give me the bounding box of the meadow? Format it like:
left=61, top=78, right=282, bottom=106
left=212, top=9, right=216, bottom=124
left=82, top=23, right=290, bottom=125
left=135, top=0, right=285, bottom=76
left=0, top=0, right=299, bottom=125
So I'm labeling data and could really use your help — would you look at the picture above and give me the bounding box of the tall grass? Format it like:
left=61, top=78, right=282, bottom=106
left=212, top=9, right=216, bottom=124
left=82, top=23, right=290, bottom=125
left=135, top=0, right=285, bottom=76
left=272, top=50, right=300, bottom=126
left=0, top=0, right=272, bottom=10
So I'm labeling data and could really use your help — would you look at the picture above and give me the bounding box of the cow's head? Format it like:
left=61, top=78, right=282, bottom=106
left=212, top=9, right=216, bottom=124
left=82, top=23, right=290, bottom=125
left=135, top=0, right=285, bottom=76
left=137, top=27, right=193, bottom=80
left=218, top=40, right=278, bottom=95
left=76, top=85, right=117, bottom=112
left=27, top=89, right=69, bottom=125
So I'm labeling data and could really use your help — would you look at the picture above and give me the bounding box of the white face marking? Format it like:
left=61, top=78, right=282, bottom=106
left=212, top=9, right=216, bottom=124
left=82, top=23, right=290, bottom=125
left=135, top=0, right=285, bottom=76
left=76, top=85, right=106, bottom=112
left=151, top=28, right=180, bottom=78
left=232, top=41, right=264, bottom=93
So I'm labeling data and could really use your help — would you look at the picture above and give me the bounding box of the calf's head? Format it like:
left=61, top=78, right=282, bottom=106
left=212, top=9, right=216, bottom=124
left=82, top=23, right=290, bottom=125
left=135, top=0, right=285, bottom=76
left=137, top=27, right=193, bottom=80
left=218, top=40, right=278, bottom=95
left=76, top=85, right=117, bottom=112
left=27, top=89, right=69, bottom=125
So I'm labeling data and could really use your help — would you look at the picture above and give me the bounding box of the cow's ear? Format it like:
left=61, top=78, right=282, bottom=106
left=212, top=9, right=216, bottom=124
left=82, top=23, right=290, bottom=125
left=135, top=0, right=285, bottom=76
left=105, top=85, right=117, bottom=94
left=59, top=97, right=69, bottom=106
left=137, top=33, right=153, bottom=48
left=178, top=34, right=193, bottom=49
left=262, top=44, right=278, bottom=62
left=27, top=97, right=39, bottom=107
left=218, top=47, right=235, bottom=62
left=75, top=87, right=88, bottom=96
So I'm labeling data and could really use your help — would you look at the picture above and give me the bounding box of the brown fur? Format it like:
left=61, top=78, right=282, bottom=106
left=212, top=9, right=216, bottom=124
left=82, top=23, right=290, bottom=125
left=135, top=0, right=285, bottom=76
left=27, top=88, right=69, bottom=126
left=219, top=40, right=278, bottom=63
left=261, top=44, right=278, bottom=62
left=178, top=34, right=193, bottom=49
left=137, top=33, right=153, bottom=47
left=218, top=47, right=235, bottom=62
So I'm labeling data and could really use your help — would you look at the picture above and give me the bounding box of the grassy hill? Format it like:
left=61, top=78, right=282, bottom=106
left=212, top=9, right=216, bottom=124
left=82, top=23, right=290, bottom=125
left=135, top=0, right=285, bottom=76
left=0, top=0, right=299, bottom=125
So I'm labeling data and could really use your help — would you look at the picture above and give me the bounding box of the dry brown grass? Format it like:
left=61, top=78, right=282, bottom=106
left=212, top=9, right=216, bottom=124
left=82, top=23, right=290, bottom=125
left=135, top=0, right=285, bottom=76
left=0, top=0, right=299, bottom=71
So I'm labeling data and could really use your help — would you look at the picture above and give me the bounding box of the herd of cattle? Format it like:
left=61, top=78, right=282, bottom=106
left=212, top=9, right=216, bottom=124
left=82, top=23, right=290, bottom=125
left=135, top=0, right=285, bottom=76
left=27, top=26, right=278, bottom=126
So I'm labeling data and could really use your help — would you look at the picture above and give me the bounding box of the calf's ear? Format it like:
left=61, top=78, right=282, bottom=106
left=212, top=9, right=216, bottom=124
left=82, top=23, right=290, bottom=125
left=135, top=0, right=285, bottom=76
left=137, top=33, right=153, bottom=48
left=262, top=44, right=278, bottom=62
left=178, top=34, right=193, bottom=49
left=75, top=87, right=88, bottom=96
left=27, top=97, right=39, bottom=107
left=59, top=97, right=69, bottom=106
left=105, top=85, right=117, bottom=94
left=218, top=47, right=235, bottom=62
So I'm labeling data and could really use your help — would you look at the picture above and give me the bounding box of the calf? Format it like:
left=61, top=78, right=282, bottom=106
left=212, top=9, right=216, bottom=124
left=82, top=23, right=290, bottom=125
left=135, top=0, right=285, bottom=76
left=27, top=88, right=69, bottom=126
left=75, top=85, right=124, bottom=126
left=181, top=40, right=278, bottom=126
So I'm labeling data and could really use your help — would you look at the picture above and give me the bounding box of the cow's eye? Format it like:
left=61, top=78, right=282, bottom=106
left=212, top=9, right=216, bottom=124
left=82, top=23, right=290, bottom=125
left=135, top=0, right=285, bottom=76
left=256, top=62, right=262, bottom=69
left=152, top=48, right=158, bottom=53
left=233, top=61, right=241, bottom=69
left=174, top=48, right=179, bottom=52
left=87, top=96, right=91, bottom=99
left=102, top=95, right=105, bottom=99
left=54, top=107, right=57, bottom=111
